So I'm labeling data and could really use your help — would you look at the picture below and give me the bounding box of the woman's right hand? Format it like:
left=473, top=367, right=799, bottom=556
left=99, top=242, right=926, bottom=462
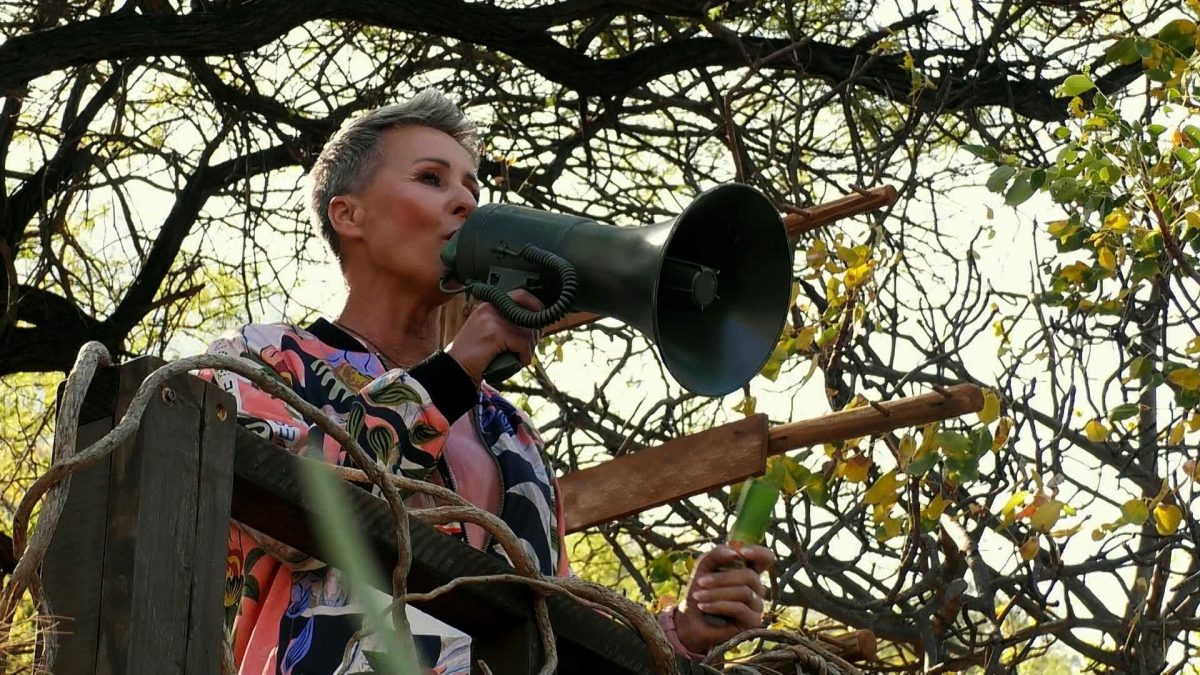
left=446, top=289, right=544, bottom=386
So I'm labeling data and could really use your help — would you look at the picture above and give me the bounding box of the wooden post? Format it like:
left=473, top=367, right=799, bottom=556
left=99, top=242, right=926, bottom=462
left=42, top=357, right=235, bottom=674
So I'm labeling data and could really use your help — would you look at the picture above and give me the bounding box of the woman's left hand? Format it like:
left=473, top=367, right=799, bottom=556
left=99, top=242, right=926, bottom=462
left=673, top=544, right=773, bottom=654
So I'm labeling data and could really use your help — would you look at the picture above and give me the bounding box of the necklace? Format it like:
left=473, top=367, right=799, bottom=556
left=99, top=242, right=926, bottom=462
left=330, top=319, right=407, bottom=370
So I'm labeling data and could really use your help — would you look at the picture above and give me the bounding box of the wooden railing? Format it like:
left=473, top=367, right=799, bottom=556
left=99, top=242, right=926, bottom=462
left=42, top=357, right=706, bottom=674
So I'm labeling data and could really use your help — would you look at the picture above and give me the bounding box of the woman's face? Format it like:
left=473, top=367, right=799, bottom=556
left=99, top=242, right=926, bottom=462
left=333, top=125, right=480, bottom=298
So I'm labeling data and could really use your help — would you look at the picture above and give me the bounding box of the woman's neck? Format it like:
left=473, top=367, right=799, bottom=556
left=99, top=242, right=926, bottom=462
left=335, top=280, right=443, bottom=368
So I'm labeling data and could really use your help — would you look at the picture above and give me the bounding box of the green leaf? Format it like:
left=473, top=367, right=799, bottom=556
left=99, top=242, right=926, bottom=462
left=1004, top=173, right=1036, bottom=207
left=986, top=165, right=1017, bottom=193
left=962, top=144, right=999, bottom=161
left=1158, top=19, right=1197, bottom=55
left=1049, top=177, right=1079, bottom=203
left=1060, top=74, right=1096, bottom=97
left=1105, top=36, right=1141, bottom=65
left=1109, top=402, right=1141, bottom=422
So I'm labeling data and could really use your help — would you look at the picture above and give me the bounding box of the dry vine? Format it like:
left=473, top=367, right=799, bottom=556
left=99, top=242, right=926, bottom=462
left=0, top=342, right=859, bottom=674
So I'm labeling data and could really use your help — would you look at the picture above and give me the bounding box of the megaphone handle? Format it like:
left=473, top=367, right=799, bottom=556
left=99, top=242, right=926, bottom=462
left=481, top=352, right=523, bottom=384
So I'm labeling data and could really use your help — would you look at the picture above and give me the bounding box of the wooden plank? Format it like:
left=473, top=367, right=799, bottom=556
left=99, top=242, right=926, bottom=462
left=766, top=384, right=984, bottom=455
left=471, top=618, right=541, bottom=675
left=184, top=377, right=236, bottom=674
left=230, top=427, right=692, bottom=674
left=42, top=412, right=115, bottom=675
left=96, top=357, right=201, bottom=674
left=782, top=185, right=899, bottom=243
left=558, top=415, right=769, bottom=534
left=560, top=385, right=984, bottom=532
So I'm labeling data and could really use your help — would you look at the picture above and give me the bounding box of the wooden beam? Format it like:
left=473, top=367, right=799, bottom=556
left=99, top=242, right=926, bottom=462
left=230, top=427, right=707, bottom=675
left=440, top=186, right=900, bottom=346
left=560, top=384, right=983, bottom=533
left=765, top=384, right=983, bottom=456
left=558, top=414, right=769, bottom=533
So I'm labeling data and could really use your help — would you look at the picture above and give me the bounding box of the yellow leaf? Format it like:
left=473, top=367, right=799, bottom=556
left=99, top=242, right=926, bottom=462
left=1169, top=423, right=1185, bottom=446
left=864, top=470, right=901, bottom=506
left=842, top=455, right=872, bottom=483
left=1084, top=419, right=1108, bottom=442
left=1047, top=219, right=1071, bottom=236
left=1001, top=491, right=1029, bottom=519
left=1060, top=261, right=1089, bottom=284
left=805, top=240, right=828, bottom=269
left=1069, top=96, right=1085, bottom=118
left=978, top=389, right=1001, bottom=425
left=794, top=325, right=817, bottom=352
left=923, top=492, right=949, bottom=521
left=1154, top=504, right=1182, bottom=535
left=993, top=417, right=1013, bottom=452
left=1019, top=537, right=1040, bottom=561
left=1182, top=460, right=1200, bottom=482
left=1103, top=209, right=1130, bottom=232
left=1030, top=500, right=1063, bottom=533
left=1098, top=247, right=1117, bottom=271
left=844, top=261, right=875, bottom=290
left=1168, top=367, right=1200, bottom=391
left=732, top=395, right=757, bottom=417
left=1122, top=499, right=1149, bottom=525
left=898, top=434, right=916, bottom=469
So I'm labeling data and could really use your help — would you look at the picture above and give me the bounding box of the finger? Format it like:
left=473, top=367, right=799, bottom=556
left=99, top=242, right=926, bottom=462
left=737, top=545, right=775, bottom=574
left=697, top=568, right=764, bottom=597
left=507, top=288, right=545, bottom=312
left=694, top=545, right=741, bottom=574
left=691, top=584, right=763, bottom=610
left=693, top=600, right=761, bottom=628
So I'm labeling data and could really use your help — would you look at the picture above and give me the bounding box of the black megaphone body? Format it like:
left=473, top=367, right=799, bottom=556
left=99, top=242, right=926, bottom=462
left=439, top=183, right=793, bottom=397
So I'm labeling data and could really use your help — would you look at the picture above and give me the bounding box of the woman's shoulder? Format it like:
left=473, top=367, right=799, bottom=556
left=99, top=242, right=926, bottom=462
left=210, top=321, right=327, bottom=353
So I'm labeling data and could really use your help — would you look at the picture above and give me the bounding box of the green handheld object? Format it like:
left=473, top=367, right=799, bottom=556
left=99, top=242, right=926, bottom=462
left=702, top=477, right=779, bottom=627
left=728, top=477, right=780, bottom=547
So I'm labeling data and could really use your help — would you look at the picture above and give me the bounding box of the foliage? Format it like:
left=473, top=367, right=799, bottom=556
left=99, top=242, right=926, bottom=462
left=1, top=0, right=1197, bottom=673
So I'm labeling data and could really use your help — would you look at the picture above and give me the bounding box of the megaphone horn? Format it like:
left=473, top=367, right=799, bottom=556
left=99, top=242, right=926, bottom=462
left=439, top=183, right=794, bottom=396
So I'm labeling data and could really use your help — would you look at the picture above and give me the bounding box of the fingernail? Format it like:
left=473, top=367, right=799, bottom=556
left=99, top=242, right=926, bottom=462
left=697, top=576, right=712, bottom=588
left=693, top=591, right=709, bottom=602
left=697, top=603, right=712, bottom=612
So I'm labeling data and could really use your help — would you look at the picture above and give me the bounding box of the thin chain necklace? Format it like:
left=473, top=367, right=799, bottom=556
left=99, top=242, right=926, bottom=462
left=330, top=319, right=408, bottom=370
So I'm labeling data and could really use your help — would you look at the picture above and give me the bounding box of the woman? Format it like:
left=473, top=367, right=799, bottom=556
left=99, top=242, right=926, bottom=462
left=207, top=89, right=772, bottom=674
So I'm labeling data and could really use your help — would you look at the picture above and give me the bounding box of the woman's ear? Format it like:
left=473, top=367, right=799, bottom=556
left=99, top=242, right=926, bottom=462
left=328, top=195, right=364, bottom=243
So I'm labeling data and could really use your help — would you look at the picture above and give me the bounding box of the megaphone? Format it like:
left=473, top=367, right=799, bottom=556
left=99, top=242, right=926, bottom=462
left=439, top=183, right=793, bottom=396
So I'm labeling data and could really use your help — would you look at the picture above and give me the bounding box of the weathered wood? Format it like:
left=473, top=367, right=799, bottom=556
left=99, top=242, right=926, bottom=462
left=766, top=384, right=983, bottom=456
left=782, top=185, right=898, bottom=243
left=559, top=415, right=769, bottom=534
left=41, top=414, right=114, bottom=675
left=184, top=380, right=236, bottom=673
left=560, top=385, right=984, bottom=532
left=230, top=428, right=703, bottom=674
left=43, top=357, right=235, bottom=675
left=471, top=618, right=541, bottom=675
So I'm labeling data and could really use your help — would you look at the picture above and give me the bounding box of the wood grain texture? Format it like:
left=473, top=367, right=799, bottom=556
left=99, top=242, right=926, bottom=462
left=767, top=384, right=984, bottom=456
left=558, top=415, right=769, bottom=534
left=559, top=385, right=984, bottom=531
left=42, top=415, right=114, bottom=674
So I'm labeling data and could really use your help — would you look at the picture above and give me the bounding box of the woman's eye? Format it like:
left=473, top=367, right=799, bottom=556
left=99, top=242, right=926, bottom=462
left=419, top=171, right=442, bottom=187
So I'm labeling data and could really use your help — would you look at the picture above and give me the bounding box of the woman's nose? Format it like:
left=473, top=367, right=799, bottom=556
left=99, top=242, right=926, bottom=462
left=450, top=184, right=477, bottom=219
